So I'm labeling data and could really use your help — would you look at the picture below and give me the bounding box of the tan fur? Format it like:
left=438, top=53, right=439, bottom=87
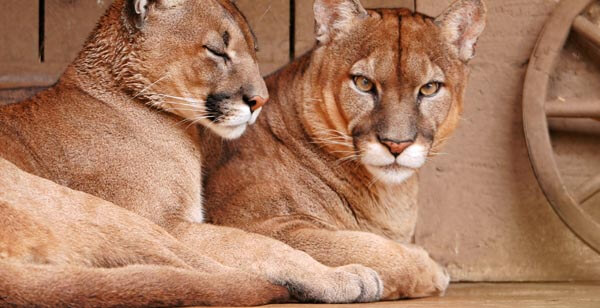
left=0, top=0, right=384, bottom=305
left=0, top=158, right=288, bottom=307
left=204, top=0, right=487, bottom=300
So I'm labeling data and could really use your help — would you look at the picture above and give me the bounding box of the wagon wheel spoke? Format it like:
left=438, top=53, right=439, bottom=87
left=573, top=16, right=600, bottom=48
left=576, top=174, right=600, bottom=204
left=545, top=99, right=600, bottom=118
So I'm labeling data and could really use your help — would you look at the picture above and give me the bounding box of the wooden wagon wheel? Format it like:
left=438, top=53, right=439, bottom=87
left=523, top=0, right=600, bottom=254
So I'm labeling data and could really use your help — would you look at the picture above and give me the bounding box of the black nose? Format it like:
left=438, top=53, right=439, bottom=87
left=243, top=95, right=269, bottom=112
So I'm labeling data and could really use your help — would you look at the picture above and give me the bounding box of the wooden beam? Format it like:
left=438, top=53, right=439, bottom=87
left=0, top=87, right=47, bottom=106
left=549, top=118, right=600, bottom=135
left=546, top=99, right=600, bottom=118
left=573, top=16, right=600, bottom=48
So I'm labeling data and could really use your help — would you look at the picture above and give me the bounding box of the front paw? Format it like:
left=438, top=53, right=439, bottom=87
left=283, top=264, right=382, bottom=303
left=403, top=246, right=450, bottom=298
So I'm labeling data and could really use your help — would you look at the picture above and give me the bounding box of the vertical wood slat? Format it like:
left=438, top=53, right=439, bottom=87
left=236, top=0, right=290, bottom=75
left=294, top=0, right=415, bottom=57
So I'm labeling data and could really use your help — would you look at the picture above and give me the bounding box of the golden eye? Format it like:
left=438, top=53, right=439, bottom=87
left=353, top=76, right=375, bottom=93
left=419, top=82, right=441, bottom=97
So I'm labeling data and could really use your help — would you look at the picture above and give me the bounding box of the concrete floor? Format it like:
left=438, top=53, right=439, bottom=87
left=260, top=283, right=600, bottom=308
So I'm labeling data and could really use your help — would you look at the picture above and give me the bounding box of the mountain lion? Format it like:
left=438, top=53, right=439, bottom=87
left=204, top=0, right=487, bottom=300
left=0, top=0, right=382, bottom=306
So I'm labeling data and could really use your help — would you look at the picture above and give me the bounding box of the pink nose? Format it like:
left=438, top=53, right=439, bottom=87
left=247, top=96, right=269, bottom=111
left=381, top=140, right=413, bottom=156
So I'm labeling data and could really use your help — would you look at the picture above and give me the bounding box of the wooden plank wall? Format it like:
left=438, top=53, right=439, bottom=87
left=1, top=0, right=416, bottom=89
left=0, top=0, right=291, bottom=90
left=0, top=0, right=110, bottom=89
left=1, top=0, right=599, bottom=282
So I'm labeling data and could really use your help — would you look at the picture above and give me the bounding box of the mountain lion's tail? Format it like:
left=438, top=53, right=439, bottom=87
left=0, top=260, right=289, bottom=307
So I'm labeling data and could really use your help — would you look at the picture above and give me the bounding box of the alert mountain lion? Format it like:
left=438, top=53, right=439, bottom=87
left=0, top=0, right=382, bottom=306
left=204, top=0, right=487, bottom=300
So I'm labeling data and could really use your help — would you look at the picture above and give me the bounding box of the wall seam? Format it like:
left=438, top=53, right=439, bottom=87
left=38, top=0, right=45, bottom=62
left=289, top=0, right=296, bottom=61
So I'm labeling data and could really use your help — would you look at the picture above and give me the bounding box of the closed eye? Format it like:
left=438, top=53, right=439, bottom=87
left=204, top=45, right=229, bottom=60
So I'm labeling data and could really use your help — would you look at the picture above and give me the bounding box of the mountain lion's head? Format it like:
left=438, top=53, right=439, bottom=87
left=305, top=0, right=486, bottom=184
left=118, top=0, right=267, bottom=139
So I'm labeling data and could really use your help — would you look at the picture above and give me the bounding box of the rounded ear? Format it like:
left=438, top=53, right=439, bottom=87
left=435, top=0, right=487, bottom=62
left=130, top=0, right=188, bottom=29
left=132, top=0, right=151, bottom=29
left=313, top=0, right=368, bottom=44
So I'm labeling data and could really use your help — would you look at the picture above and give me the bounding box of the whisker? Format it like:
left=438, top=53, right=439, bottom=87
left=157, top=94, right=203, bottom=104
left=165, top=101, right=204, bottom=108
left=133, top=74, right=170, bottom=99
left=330, top=150, right=357, bottom=155
left=185, top=119, right=202, bottom=130
left=313, top=135, right=352, bottom=142
left=164, top=108, right=207, bottom=113
left=316, top=128, right=351, bottom=136
left=173, top=117, right=194, bottom=128
left=312, top=140, right=352, bottom=147
left=335, top=155, right=361, bottom=165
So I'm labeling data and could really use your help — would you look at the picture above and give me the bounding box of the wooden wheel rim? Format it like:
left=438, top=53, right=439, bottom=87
left=523, top=0, right=600, bottom=254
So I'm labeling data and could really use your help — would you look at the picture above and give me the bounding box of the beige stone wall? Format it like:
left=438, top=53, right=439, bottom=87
left=416, top=0, right=600, bottom=282
left=1, top=0, right=599, bottom=281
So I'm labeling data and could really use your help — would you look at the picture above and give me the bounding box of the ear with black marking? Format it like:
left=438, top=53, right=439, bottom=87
left=313, top=0, right=368, bottom=44
left=436, top=0, right=487, bottom=62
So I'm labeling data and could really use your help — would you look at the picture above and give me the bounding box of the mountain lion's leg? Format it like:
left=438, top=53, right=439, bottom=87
left=250, top=220, right=449, bottom=300
left=171, top=221, right=382, bottom=303
left=0, top=261, right=288, bottom=307
left=0, top=158, right=289, bottom=306
left=1, top=199, right=289, bottom=307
